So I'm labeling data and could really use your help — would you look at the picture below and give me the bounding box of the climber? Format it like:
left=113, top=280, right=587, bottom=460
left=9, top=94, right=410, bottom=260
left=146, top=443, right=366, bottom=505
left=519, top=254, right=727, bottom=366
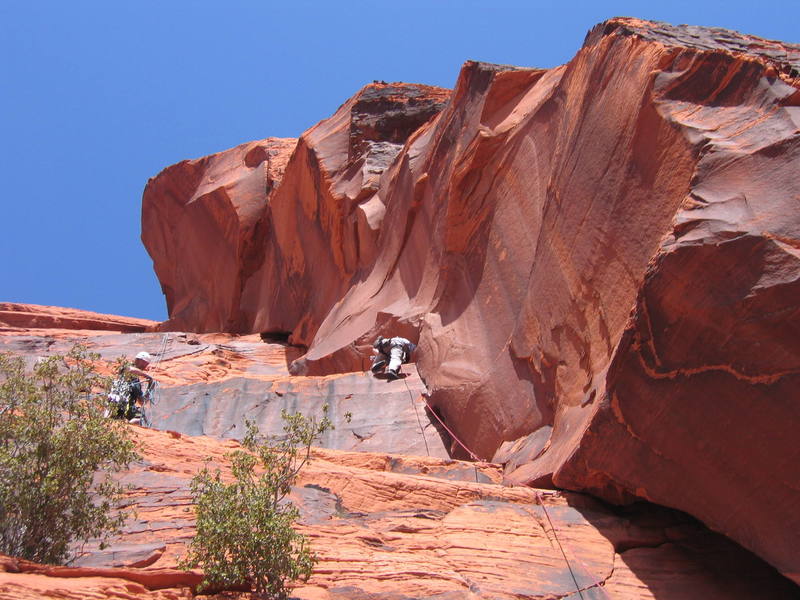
left=106, top=351, right=157, bottom=425
left=370, top=336, right=416, bottom=380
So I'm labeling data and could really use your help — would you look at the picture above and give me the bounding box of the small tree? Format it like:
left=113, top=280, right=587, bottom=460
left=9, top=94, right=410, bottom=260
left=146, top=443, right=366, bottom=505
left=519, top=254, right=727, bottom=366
left=180, top=406, right=341, bottom=599
left=0, top=345, right=138, bottom=564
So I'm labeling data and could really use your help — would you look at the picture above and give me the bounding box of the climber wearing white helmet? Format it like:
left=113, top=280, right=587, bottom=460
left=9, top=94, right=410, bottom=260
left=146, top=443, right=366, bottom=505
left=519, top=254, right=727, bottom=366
left=131, top=351, right=153, bottom=379
left=106, top=350, right=158, bottom=426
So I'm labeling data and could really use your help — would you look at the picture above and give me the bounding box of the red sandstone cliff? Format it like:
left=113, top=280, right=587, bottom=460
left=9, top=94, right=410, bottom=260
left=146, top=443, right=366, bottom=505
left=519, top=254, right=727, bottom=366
left=140, top=17, right=800, bottom=585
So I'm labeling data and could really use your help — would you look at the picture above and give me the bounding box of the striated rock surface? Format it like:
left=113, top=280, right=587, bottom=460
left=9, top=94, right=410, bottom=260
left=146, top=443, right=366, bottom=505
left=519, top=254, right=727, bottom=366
left=1, top=324, right=798, bottom=597
left=141, top=137, right=297, bottom=333
left=141, top=17, right=800, bottom=582
left=0, top=327, right=448, bottom=459
left=142, top=84, right=449, bottom=337
left=1, top=425, right=796, bottom=600
left=0, top=303, right=156, bottom=333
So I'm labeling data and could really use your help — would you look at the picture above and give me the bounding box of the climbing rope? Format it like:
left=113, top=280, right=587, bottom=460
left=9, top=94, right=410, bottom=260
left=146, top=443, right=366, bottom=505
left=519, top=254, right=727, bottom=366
left=403, top=373, right=595, bottom=599
left=150, top=333, right=171, bottom=371
left=402, top=377, right=430, bottom=458
left=140, top=333, right=171, bottom=427
left=418, top=392, right=479, bottom=461
left=149, top=339, right=240, bottom=427
left=535, top=490, right=588, bottom=600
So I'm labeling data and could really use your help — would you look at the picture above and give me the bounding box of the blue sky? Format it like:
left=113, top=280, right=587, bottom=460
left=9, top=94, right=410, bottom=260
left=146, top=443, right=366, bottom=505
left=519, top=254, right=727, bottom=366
left=2, top=1, right=798, bottom=321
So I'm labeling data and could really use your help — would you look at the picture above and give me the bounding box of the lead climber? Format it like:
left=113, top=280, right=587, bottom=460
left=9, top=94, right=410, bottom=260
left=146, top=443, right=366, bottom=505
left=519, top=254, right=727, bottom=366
left=106, top=351, right=157, bottom=426
left=370, top=336, right=416, bottom=380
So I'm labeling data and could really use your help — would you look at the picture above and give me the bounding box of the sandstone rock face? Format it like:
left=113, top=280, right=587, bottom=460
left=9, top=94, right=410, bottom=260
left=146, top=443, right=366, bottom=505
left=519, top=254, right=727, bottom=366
left=141, top=137, right=296, bottom=332
left=0, top=303, right=156, bottom=333
left=142, top=84, right=448, bottom=338
left=140, top=18, right=800, bottom=584
left=0, top=326, right=448, bottom=460
left=1, top=425, right=797, bottom=599
left=1, top=324, right=797, bottom=597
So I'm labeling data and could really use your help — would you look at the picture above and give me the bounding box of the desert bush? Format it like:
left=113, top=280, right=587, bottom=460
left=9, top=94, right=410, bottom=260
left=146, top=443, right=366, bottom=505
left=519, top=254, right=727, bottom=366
left=0, top=345, right=138, bottom=564
left=180, top=406, right=342, bottom=599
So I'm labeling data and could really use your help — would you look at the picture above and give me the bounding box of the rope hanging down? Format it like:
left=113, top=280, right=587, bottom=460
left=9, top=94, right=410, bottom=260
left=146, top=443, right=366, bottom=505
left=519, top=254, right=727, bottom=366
left=402, top=372, right=596, bottom=599
left=402, top=378, right=431, bottom=458
left=535, top=489, right=589, bottom=600
left=141, top=333, right=170, bottom=428
left=418, top=392, right=479, bottom=462
left=151, top=333, right=171, bottom=371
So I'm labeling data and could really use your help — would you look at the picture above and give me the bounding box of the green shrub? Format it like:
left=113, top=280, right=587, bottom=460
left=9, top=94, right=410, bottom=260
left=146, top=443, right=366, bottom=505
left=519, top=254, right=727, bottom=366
left=180, top=406, right=342, bottom=599
left=0, top=345, right=138, bottom=564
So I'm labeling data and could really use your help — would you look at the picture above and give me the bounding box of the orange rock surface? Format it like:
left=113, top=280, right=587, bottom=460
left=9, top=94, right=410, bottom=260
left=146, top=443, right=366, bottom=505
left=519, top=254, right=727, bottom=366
left=141, top=17, right=800, bottom=584
left=1, top=319, right=797, bottom=597
left=0, top=303, right=156, bottom=333
left=141, top=137, right=297, bottom=333
left=1, top=425, right=796, bottom=599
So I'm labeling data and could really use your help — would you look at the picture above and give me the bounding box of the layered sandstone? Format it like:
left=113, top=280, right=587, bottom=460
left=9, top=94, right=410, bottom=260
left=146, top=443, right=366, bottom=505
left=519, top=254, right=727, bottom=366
left=1, top=425, right=796, bottom=600
left=1, top=323, right=797, bottom=597
left=0, top=303, right=156, bottom=333
left=140, top=18, right=800, bottom=584
left=142, top=85, right=449, bottom=337
left=0, top=326, right=448, bottom=459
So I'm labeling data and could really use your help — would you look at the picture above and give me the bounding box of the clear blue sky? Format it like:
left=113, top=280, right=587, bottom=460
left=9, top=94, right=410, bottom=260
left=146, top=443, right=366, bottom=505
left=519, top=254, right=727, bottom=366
left=2, top=1, right=798, bottom=321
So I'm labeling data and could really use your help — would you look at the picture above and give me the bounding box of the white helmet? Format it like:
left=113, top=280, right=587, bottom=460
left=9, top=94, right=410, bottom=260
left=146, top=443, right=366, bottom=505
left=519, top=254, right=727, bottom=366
left=135, top=351, right=152, bottom=364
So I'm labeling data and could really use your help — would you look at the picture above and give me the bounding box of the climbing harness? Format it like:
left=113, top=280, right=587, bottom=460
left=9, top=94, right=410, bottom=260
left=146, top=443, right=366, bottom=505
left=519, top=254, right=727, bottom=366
left=139, top=380, right=158, bottom=428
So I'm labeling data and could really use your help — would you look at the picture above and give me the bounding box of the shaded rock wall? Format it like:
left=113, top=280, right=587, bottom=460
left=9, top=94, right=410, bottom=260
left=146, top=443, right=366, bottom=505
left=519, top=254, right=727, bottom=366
left=141, top=18, right=800, bottom=582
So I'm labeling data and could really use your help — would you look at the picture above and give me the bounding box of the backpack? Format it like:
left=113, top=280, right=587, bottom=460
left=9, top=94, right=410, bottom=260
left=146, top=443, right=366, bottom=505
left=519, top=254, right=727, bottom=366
left=107, top=372, right=143, bottom=420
